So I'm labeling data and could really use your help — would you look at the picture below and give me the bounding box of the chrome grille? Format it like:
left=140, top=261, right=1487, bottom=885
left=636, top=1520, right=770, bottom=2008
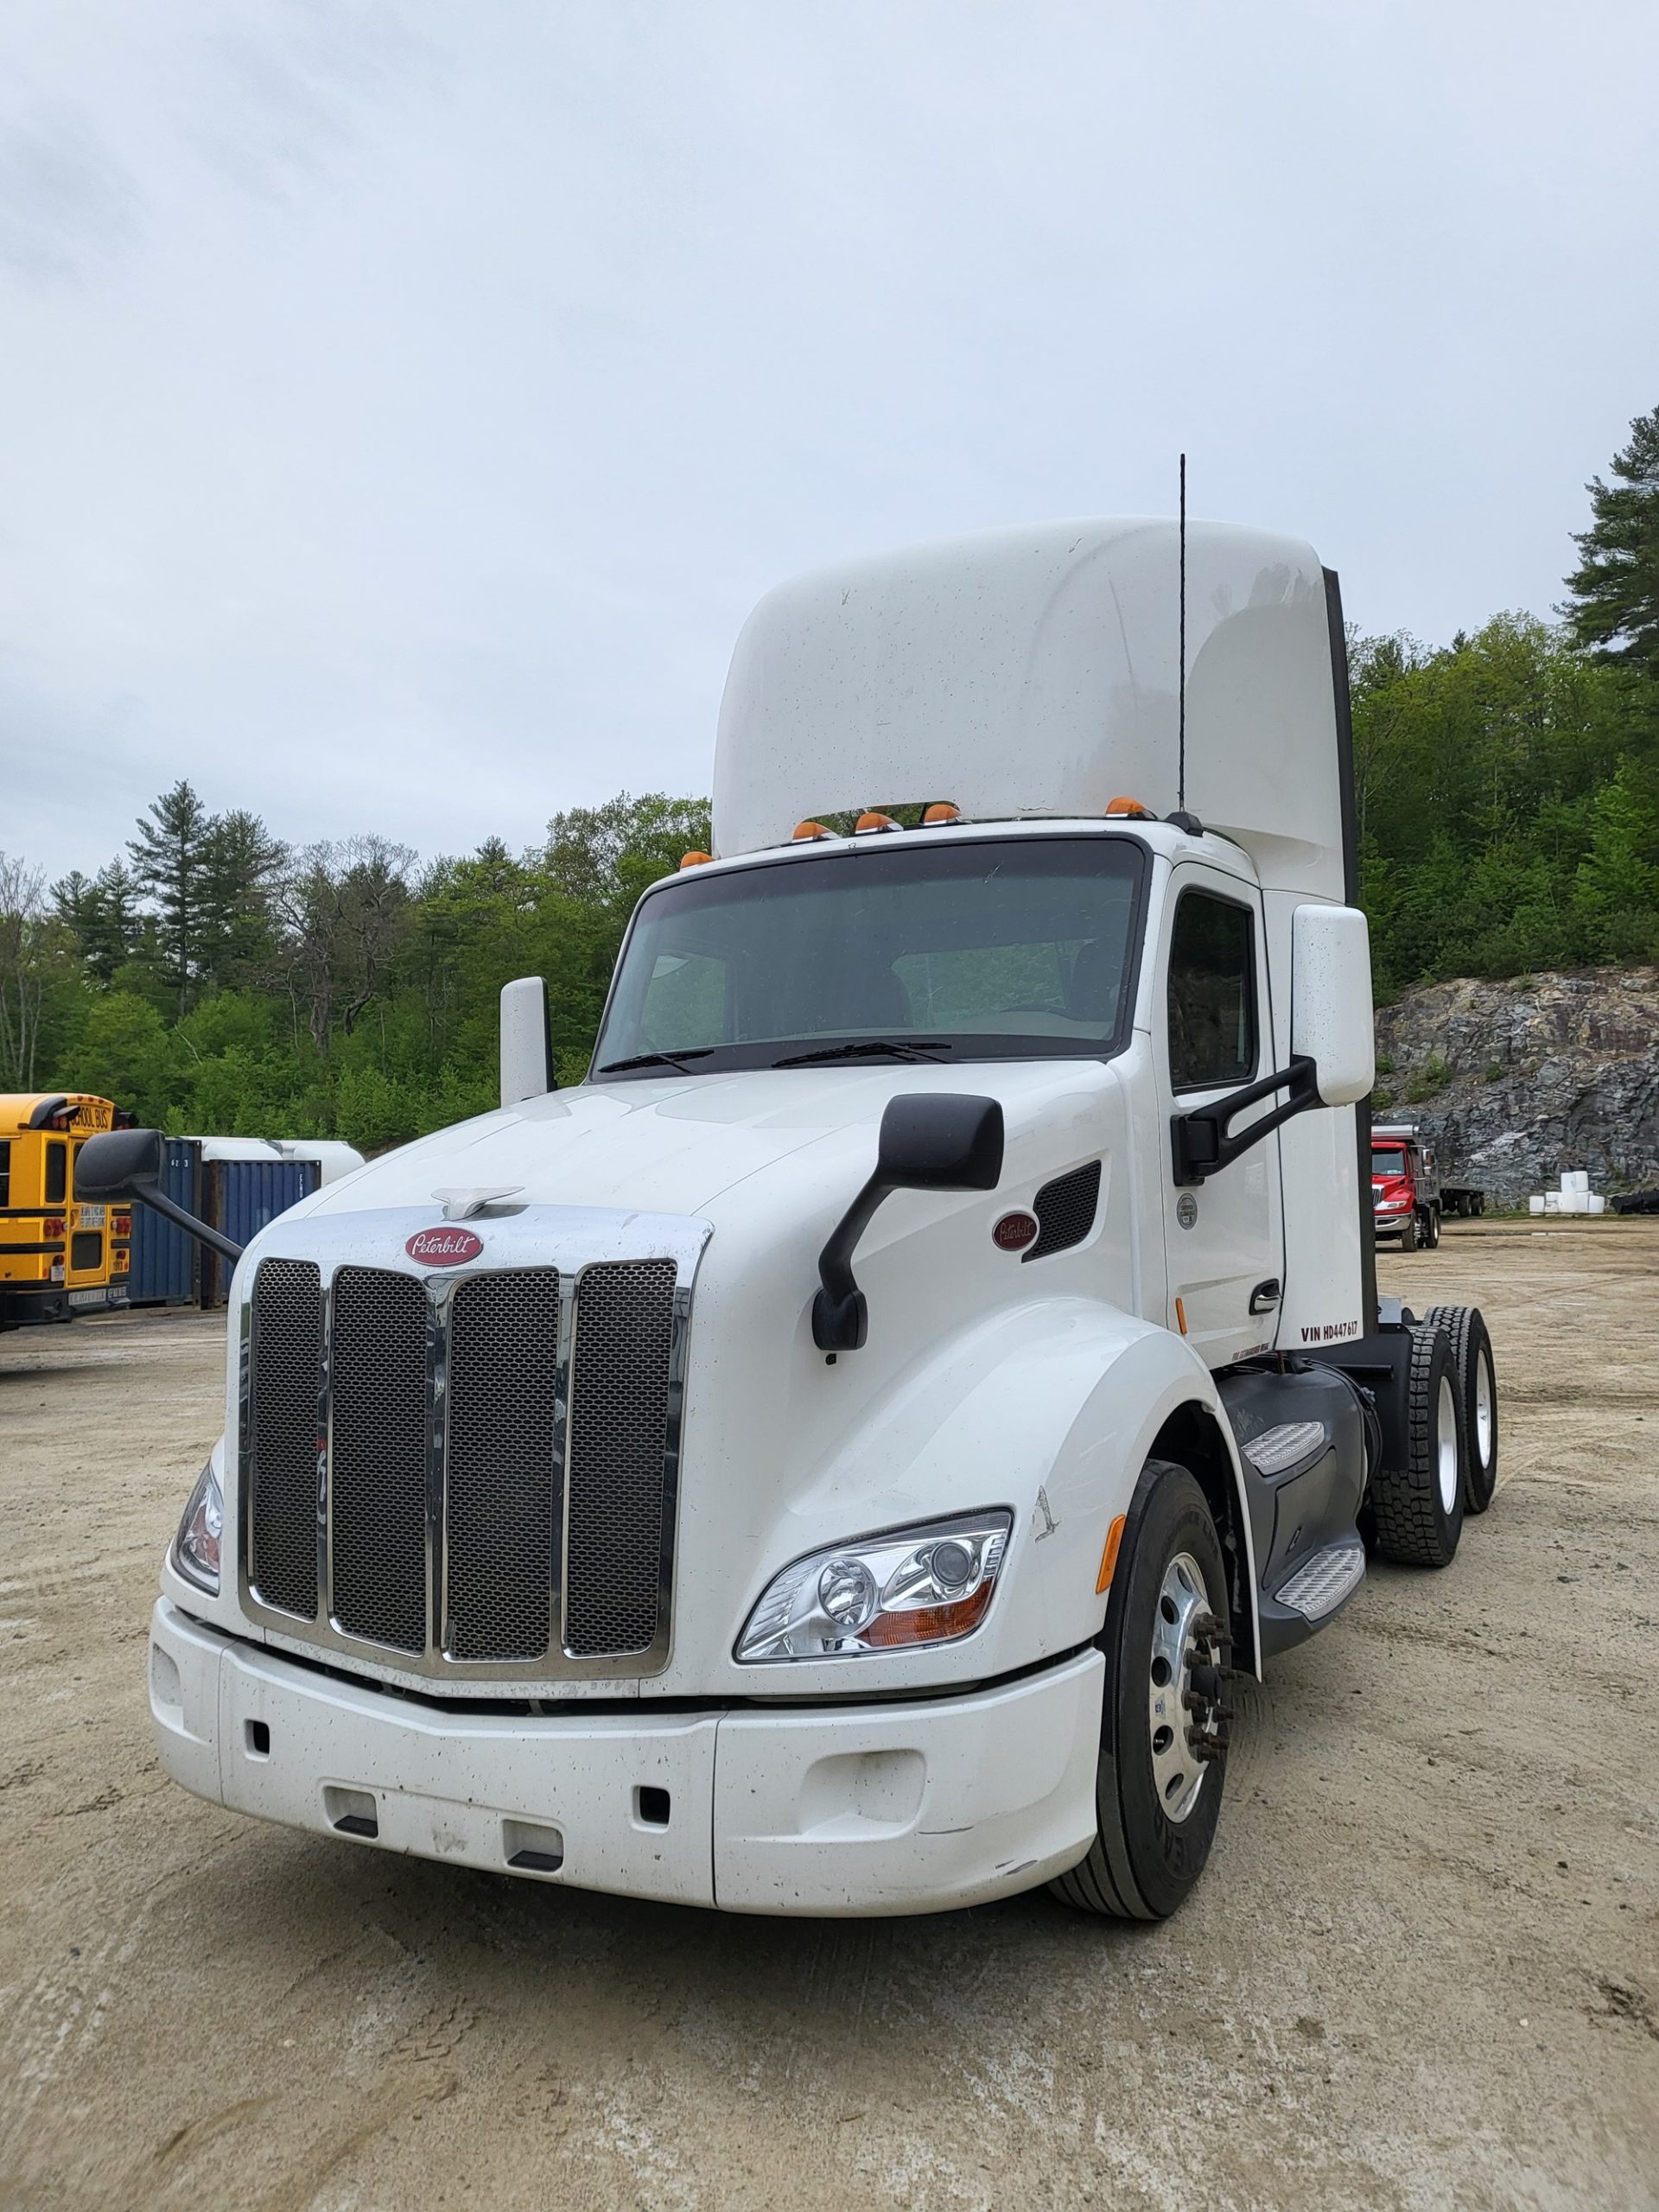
left=329, top=1267, right=429, bottom=1655
left=239, top=1232, right=693, bottom=1681
left=444, top=1269, right=561, bottom=1662
left=247, top=1259, right=322, bottom=1618
left=564, top=1259, right=678, bottom=1658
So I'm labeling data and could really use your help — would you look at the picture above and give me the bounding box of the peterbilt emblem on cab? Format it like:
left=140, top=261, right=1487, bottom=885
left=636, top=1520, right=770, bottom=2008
left=993, top=1211, right=1039, bottom=1252
left=405, top=1226, right=484, bottom=1267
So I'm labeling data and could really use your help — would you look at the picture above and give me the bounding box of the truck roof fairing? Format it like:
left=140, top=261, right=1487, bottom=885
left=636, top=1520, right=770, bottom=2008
left=713, top=517, right=1346, bottom=900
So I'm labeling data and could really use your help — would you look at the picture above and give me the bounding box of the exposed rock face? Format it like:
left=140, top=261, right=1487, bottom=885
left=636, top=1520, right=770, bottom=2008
left=1371, top=967, right=1659, bottom=1204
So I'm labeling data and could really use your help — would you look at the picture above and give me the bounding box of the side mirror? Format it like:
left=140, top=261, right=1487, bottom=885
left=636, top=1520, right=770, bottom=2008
left=500, top=976, right=555, bottom=1109
left=1291, top=905, right=1375, bottom=1105
left=814, top=1094, right=1004, bottom=1351
left=74, top=1127, right=166, bottom=1202
left=75, top=1128, right=245, bottom=1266
left=875, top=1092, right=1006, bottom=1192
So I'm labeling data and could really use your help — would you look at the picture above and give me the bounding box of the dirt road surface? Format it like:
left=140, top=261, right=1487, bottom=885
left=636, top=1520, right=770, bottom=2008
left=3, top=1223, right=1656, bottom=2210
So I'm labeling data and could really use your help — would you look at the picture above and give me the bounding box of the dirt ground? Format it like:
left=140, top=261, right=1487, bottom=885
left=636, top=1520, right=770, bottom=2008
left=2, top=1222, right=1656, bottom=2212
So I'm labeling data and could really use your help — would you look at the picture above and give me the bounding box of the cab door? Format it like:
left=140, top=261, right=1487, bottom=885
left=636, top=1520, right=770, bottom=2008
left=1156, top=866, right=1284, bottom=1367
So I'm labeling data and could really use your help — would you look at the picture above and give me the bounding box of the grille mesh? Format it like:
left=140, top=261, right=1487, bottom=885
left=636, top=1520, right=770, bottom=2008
left=329, top=1267, right=429, bottom=1654
left=248, top=1258, right=323, bottom=1617
left=444, top=1269, right=561, bottom=1662
left=563, top=1260, right=677, bottom=1657
left=1025, top=1160, right=1103, bottom=1261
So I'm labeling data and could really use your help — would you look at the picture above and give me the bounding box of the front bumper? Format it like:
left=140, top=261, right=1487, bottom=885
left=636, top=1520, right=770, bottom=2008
left=149, top=1599, right=1103, bottom=1916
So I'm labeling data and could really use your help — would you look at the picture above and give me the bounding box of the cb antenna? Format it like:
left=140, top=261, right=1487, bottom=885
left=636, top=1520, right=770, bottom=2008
left=1178, top=451, right=1187, bottom=810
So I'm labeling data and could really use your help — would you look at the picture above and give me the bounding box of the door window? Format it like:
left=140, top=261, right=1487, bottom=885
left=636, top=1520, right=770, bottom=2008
left=1167, top=890, right=1256, bottom=1092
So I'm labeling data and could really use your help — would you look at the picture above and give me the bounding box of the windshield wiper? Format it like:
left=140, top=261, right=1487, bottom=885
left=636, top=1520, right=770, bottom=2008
left=772, top=1039, right=954, bottom=1067
left=596, top=1048, right=715, bottom=1075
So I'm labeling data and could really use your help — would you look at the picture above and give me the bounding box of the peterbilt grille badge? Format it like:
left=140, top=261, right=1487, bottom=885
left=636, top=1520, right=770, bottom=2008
left=405, top=1226, right=483, bottom=1267
left=993, top=1211, right=1039, bottom=1252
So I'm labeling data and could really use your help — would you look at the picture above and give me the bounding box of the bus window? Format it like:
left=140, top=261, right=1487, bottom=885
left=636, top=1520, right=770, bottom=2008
left=0, top=1139, right=10, bottom=1206
left=45, top=1141, right=67, bottom=1205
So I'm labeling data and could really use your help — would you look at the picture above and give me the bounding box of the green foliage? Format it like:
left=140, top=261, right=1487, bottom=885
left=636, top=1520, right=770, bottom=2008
left=1562, top=405, right=1659, bottom=673
left=1404, top=1052, right=1451, bottom=1104
left=26, top=787, right=709, bottom=1152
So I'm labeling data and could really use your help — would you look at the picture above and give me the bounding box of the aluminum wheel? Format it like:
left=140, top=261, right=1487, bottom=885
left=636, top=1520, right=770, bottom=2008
left=1436, top=1374, right=1459, bottom=1512
left=1147, top=1549, right=1220, bottom=1822
left=1474, top=1346, right=1495, bottom=1467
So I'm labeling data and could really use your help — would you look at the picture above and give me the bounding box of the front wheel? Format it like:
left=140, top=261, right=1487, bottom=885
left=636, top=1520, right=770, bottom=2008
left=1399, top=1212, right=1419, bottom=1251
left=1051, top=1461, right=1233, bottom=1920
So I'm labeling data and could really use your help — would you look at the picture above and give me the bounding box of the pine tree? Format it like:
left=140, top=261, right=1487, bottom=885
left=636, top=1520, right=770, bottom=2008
left=127, top=781, right=213, bottom=1013
left=1562, top=405, right=1659, bottom=671
left=54, top=861, right=142, bottom=983
left=199, top=809, right=285, bottom=988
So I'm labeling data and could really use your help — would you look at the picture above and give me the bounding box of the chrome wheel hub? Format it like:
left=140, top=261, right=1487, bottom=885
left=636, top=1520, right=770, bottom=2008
left=1147, top=1550, right=1230, bottom=1821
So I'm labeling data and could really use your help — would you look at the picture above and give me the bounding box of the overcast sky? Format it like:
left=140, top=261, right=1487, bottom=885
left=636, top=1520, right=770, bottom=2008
left=3, top=1, right=1656, bottom=884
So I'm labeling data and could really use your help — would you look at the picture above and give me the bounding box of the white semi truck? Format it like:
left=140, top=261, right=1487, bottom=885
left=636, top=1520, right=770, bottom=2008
left=82, top=517, right=1501, bottom=1920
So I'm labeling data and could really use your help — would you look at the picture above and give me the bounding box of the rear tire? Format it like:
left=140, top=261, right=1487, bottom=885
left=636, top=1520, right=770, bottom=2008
left=1051, top=1460, right=1231, bottom=1920
left=1423, top=1303, right=1499, bottom=1513
left=1424, top=1207, right=1440, bottom=1249
left=1370, top=1322, right=1465, bottom=1567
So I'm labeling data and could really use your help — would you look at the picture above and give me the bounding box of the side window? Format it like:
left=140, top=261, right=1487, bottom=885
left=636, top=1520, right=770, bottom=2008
left=44, top=1141, right=67, bottom=1205
left=0, top=1139, right=10, bottom=1205
left=1167, top=890, right=1256, bottom=1092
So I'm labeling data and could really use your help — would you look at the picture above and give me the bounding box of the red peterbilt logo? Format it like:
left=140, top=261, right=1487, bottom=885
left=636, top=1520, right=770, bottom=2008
left=405, top=1226, right=483, bottom=1267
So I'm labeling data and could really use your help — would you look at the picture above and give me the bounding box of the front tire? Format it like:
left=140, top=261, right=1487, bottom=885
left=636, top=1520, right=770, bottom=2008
left=1399, top=1212, right=1420, bottom=1251
left=1051, top=1461, right=1232, bottom=1920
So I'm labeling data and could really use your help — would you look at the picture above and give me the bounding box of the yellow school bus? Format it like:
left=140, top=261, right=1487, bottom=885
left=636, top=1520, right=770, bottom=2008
left=0, top=1094, right=134, bottom=1330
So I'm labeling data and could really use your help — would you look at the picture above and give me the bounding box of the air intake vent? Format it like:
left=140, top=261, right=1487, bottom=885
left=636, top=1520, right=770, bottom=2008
left=1025, top=1160, right=1102, bottom=1261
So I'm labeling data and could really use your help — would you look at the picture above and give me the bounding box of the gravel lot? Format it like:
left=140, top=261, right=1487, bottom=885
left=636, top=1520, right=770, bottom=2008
left=2, top=1222, right=1656, bottom=2210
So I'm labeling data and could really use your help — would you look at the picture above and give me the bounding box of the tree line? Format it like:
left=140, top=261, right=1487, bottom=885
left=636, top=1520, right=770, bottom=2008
left=2, top=407, right=1656, bottom=1147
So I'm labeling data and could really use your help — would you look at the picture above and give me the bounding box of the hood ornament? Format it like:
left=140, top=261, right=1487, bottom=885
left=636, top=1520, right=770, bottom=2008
left=431, top=1185, right=524, bottom=1222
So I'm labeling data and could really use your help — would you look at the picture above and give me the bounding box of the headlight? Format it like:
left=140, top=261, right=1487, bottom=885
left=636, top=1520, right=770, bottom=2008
left=173, top=1461, right=223, bottom=1593
left=735, top=1511, right=1012, bottom=1663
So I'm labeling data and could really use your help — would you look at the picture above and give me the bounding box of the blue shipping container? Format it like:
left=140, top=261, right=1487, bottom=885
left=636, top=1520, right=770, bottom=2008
left=125, top=1139, right=205, bottom=1306
left=201, top=1158, right=319, bottom=1307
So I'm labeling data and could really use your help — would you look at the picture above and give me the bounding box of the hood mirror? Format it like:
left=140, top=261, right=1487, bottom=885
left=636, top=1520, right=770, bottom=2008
left=74, top=1128, right=245, bottom=1266
left=815, top=1094, right=1004, bottom=1352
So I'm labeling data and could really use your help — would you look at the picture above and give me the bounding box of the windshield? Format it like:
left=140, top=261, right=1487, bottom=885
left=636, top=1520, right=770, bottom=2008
left=592, top=835, right=1145, bottom=1077
left=1372, top=1147, right=1408, bottom=1178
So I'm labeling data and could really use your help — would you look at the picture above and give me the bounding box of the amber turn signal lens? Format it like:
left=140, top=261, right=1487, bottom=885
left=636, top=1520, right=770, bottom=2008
left=1096, top=1513, right=1127, bottom=1594
left=678, top=850, right=713, bottom=869
left=863, top=1580, right=995, bottom=1647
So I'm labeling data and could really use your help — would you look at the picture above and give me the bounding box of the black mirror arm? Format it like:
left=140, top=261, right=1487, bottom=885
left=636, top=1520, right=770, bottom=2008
left=1172, top=1055, right=1319, bottom=1187
left=136, top=1188, right=245, bottom=1267
left=812, top=1172, right=893, bottom=1351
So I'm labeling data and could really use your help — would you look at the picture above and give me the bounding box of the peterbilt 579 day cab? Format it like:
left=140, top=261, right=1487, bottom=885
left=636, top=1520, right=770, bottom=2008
left=84, top=518, right=1503, bottom=1920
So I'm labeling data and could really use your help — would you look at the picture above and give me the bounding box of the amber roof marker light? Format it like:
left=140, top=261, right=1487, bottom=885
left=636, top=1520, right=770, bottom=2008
left=922, top=802, right=963, bottom=825
left=791, top=820, right=833, bottom=842
left=1104, top=796, right=1156, bottom=820
left=678, top=850, right=713, bottom=869
left=854, top=810, right=901, bottom=834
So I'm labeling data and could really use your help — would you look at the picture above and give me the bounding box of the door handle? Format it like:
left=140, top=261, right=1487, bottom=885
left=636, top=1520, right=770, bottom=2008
left=1249, top=1278, right=1281, bottom=1314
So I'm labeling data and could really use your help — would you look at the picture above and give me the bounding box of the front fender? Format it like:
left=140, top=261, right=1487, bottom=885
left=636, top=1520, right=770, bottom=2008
left=725, top=1297, right=1258, bottom=1698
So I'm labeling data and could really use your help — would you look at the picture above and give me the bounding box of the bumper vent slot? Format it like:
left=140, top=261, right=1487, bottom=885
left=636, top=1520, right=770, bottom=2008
left=1025, top=1159, right=1102, bottom=1261
left=445, top=1268, right=561, bottom=1662
left=563, top=1259, right=678, bottom=1657
left=247, top=1258, right=324, bottom=1618
left=329, top=1267, right=429, bottom=1655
